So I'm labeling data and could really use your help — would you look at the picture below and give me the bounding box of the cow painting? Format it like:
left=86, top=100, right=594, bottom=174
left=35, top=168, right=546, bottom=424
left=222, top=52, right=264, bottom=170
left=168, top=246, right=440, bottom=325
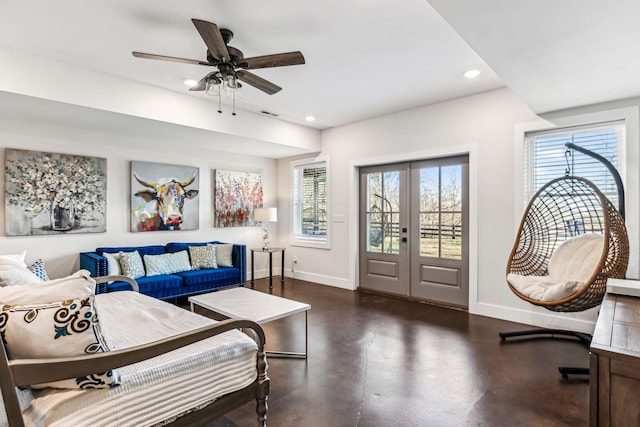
left=131, top=164, right=199, bottom=232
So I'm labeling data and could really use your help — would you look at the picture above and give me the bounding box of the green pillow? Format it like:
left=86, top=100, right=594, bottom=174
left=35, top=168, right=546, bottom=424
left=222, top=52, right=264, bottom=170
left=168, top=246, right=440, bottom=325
left=215, top=244, right=234, bottom=267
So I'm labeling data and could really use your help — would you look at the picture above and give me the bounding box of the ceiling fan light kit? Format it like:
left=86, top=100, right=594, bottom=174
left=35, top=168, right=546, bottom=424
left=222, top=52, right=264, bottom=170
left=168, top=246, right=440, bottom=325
left=132, top=18, right=305, bottom=116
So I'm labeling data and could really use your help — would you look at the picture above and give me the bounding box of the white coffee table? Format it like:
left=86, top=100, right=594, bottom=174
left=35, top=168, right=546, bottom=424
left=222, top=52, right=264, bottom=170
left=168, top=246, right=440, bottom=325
left=189, top=287, right=310, bottom=358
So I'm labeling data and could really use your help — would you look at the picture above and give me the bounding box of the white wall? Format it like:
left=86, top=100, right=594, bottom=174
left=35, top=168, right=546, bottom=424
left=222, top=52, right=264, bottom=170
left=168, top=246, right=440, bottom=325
left=278, top=87, right=638, bottom=333
left=0, top=113, right=282, bottom=281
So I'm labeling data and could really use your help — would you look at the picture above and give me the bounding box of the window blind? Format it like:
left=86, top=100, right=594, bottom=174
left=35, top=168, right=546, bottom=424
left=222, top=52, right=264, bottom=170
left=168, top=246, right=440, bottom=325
left=524, top=120, right=625, bottom=208
left=292, top=161, right=327, bottom=240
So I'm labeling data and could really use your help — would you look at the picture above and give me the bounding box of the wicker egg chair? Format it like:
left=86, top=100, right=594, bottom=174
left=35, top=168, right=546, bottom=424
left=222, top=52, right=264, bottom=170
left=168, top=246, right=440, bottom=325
left=499, top=175, right=629, bottom=377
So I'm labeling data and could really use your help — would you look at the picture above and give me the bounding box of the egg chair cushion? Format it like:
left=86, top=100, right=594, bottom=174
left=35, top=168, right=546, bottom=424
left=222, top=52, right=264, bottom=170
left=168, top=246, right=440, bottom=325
left=507, top=233, right=604, bottom=302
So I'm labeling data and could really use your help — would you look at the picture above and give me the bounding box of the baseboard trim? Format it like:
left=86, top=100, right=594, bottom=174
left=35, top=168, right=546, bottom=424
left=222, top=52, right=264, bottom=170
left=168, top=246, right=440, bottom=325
left=472, top=301, right=597, bottom=334
left=284, top=269, right=355, bottom=290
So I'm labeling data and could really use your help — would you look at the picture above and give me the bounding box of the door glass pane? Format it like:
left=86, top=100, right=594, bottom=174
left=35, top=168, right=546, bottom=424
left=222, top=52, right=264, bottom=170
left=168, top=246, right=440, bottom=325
left=383, top=171, right=400, bottom=211
left=367, top=213, right=383, bottom=253
left=419, top=164, right=463, bottom=259
left=420, top=167, right=439, bottom=212
left=441, top=213, right=462, bottom=259
left=420, top=212, right=439, bottom=257
left=386, top=213, right=400, bottom=254
left=441, top=165, right=462, bottom=212
left=368, top=173, right=382, bottom=211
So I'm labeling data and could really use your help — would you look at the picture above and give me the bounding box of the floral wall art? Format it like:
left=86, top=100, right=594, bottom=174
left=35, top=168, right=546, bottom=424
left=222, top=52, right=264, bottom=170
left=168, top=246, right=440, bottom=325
left=214, top=170, right=263, bottom=227
left=131, top=161, right=199, bottom=232
left=5, top=149, right=107, bottom=236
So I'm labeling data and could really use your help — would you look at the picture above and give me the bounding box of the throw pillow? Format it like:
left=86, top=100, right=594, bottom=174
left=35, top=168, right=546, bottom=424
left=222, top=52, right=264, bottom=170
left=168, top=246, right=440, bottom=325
left=0, top=266, right=41, bottom=287
left=0, top=270, right=95, bottom=305
left=0, top=295, right=119, bottom=389
left=189, top=245, right=217, bottom=270
left=144, top=251, right=191, bottom=276
left=103, top=252, right=122, bottom=276
left=27, top=258, right=49, bottom=281
left=215, top=244, right=234, bottom=267
left=118, top=251, right=145, bottom=280
left=0, top=250, right=27, bottom=268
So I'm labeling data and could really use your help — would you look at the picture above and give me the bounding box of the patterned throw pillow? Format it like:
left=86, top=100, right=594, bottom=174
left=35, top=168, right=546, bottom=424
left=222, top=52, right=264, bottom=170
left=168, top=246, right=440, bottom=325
left=143, top=251, right=191, bottom=276
left=215, top=244, right=234, bottom=267
left=0, top=295, right=119, bottom=389
left=118, top=251, right=145, bottom=279
left=189, top=245, right=217, bottom=270
left=27, top=258, right=49, bottom=281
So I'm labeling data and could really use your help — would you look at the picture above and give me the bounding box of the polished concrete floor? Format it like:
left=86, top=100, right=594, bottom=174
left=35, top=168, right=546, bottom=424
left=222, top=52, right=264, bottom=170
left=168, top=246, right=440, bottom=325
left=205, top=278, right=589, bottom=427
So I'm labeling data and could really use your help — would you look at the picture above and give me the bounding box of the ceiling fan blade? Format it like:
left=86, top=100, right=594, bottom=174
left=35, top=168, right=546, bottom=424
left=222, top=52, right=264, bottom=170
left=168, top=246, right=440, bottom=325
left=236, top=70, right=282, bottom=95
left=239, top=51, right=305, bottom=69
left=132, top=51, right=211, bottom=66
left=191, top=19, right=230, bottom=62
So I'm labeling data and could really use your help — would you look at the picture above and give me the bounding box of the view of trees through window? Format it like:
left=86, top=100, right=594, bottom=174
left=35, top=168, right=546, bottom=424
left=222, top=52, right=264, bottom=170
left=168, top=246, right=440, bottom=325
left=419, top=165, right=462, bottom=259
left=365, top=165, right=462, bottom=259
left=366, top=171, right=400, bottom=254
left=295, top=164, right=327, bottom=238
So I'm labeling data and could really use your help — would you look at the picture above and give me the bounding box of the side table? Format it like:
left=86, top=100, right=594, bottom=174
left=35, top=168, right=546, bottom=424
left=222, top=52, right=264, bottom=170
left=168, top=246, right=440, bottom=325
left=251, top=247, right=285, bottom=289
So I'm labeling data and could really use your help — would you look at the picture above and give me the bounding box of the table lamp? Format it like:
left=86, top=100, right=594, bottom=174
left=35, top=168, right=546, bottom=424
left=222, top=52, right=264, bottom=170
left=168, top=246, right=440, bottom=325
left=254, top=207, right=278, bottom=250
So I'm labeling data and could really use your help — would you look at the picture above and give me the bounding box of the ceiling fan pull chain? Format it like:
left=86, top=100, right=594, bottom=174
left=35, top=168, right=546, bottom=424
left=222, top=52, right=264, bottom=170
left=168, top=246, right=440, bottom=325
left=232, top=92, right=237, bottom=116
left=218, top=90, right=222, bottom=114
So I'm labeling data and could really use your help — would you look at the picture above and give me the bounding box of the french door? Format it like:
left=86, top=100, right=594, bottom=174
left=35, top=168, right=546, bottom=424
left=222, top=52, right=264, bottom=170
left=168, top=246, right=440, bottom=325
left=359, top=156, right=469, bottom=308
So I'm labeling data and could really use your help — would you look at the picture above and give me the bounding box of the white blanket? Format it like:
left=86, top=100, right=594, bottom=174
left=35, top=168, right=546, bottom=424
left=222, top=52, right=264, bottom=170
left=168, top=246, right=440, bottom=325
left=1, top=291, right=259, bottom=427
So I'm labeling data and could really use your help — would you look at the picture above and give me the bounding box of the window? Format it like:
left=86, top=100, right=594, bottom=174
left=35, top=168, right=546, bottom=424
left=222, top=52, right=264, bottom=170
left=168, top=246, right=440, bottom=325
left=524, top=120, right=625, bottom=209
left=291, top=157, right=329, bottom=248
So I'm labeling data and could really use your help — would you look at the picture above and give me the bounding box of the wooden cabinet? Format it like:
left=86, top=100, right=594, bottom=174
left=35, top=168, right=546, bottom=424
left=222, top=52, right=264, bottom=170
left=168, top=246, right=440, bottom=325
left=590, top=293, right=640, bottom=426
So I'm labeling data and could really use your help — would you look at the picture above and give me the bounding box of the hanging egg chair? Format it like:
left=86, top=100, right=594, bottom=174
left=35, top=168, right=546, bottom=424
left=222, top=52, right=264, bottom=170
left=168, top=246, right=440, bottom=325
left=500, top=143, right=629, bottom=378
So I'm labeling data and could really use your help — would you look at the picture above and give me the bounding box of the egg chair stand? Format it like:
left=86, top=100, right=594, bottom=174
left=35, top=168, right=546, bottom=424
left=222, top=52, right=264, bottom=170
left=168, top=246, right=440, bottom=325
left=499, top=148, right=629, bottom=378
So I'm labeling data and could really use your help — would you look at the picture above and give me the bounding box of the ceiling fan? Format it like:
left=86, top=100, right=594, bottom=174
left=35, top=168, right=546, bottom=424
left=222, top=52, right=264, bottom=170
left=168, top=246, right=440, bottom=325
left=132, top=19, right=305, bottom=96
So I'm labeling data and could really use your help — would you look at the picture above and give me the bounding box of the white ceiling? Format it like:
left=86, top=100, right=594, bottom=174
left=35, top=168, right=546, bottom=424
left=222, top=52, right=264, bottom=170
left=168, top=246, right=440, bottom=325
left=0, top=0, right=505, bottom=130
left=428, top=0, right=640, bottom=114
left=1, top=1, right=638, bottom=132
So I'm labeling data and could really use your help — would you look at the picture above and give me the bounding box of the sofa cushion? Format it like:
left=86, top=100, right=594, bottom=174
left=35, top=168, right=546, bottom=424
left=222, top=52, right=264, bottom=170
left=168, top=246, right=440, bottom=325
left=136, top=275, right=183, bottom=293
left=175, top=267, right=239, bottom=286
left=118, top=251, right=145, bottom=280
left=189, top=245, right=217, bottom=270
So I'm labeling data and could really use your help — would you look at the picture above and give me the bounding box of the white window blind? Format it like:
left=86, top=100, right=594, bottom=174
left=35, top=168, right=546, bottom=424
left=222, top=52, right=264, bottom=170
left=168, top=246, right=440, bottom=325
left=524, top=120, right=625, bottom=208
left=291, top=158, right=329, bottom=247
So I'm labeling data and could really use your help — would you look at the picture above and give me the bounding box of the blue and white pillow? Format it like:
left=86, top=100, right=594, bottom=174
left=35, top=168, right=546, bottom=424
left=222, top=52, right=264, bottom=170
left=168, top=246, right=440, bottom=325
left=144, top=251, right=191, bottom=276
left=0, top=295, right=119, bottom=389
left=118, top=251, right=145, bottom=280
left=27, top=258, right=49, bottom=281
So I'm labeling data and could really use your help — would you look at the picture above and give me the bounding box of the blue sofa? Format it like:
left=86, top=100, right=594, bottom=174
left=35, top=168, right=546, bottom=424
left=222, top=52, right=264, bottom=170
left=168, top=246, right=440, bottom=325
left=80, top=241, right=246, bottom=300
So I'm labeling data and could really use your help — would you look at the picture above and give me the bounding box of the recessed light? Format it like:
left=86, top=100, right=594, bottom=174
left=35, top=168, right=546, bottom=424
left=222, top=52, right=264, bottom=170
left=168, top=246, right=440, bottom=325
left=305, top=116, right=316, bottom=122
left=463, top=69, right=481, bottom=79
left=184, top=79, right=198, bottom=87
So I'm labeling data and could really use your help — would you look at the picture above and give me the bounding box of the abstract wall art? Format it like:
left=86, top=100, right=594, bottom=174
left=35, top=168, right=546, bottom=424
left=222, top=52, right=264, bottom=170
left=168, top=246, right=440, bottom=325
left=214, top=170, right=263, bottom=227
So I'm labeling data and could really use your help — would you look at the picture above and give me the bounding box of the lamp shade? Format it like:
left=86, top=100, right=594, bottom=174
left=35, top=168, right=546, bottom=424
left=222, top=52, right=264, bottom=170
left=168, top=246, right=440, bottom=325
left=254, top=207, right=277, bottom=223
